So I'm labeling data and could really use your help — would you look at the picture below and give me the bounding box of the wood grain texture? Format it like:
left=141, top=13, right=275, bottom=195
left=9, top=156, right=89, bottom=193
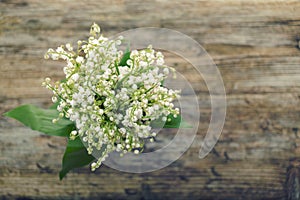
left=1, top=0, right=300, bottom=199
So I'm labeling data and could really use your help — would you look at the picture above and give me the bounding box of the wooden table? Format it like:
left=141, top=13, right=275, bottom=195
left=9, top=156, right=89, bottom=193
left=1, top=0, right=300, bottom=199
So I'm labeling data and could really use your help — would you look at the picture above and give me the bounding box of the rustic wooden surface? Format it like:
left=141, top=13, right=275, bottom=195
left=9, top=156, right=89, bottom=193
left=1, top=0, right=300, bottom=199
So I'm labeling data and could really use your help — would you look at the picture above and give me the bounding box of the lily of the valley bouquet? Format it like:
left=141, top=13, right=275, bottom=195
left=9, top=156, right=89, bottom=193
left=4, top=23, right=186, bottom=179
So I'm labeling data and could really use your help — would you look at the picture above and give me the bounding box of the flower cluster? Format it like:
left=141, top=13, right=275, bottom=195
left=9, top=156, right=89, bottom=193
left=43, top=23, right=180, bottom=171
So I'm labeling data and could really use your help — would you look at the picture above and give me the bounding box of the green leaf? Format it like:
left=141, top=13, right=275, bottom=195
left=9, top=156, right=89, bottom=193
left=59, top=137, right=95, bottom=180
left=119, top=50, right=131, bottom=67
left=115, top=61, right=120, bottom=75
left=4, top=104, right=75, bottom=137
left=49, top=101, right=60, bottom=110
left=151, top=114, right=192, bottom=128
